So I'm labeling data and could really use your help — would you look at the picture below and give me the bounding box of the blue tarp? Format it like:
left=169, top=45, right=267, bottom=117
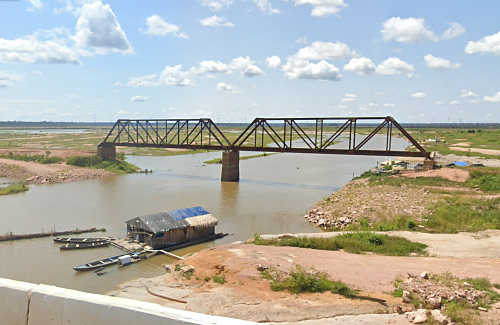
left=168, top=206, right=210, bottom=221
left=453, top=161, right=468, bottom=167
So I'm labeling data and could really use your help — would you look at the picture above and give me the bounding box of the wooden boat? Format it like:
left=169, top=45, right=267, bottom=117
left=73, top=252, right=142, bottom=272
left=59, top=241, right=109, bottom=250
left=73, top=254, right=124, bottom=271
left=53, top=237, right=109, bottom=244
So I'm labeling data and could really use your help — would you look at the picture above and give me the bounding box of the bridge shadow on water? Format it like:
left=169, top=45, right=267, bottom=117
left=158, top=172, right=339, bottom=192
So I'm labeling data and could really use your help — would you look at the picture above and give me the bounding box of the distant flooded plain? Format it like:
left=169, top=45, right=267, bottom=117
left=0, top=137, right=408, bottom=294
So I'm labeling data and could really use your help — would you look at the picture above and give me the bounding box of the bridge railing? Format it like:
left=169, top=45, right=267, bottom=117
left=99, top=116, right=429, bottom=158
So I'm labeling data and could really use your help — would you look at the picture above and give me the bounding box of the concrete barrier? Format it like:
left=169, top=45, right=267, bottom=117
left=1, top=277, right=257, bottom=325
left=0, top=278, right=37, bottom=325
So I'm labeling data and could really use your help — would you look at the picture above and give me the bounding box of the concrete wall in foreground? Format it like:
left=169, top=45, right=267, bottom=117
left=0, top=277, right=257, bottom=325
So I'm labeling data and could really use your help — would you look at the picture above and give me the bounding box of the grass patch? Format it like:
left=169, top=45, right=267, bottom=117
left=253, top=232, right=427, bottom=256
left=466, top=168, right=500, bottom=192
left=263, top=265, right=358, bottom=297
left=212, top=275, right=226, bottom=284
left=67, top=155, right=138, bottom=174
left=0, top=182, right=29, bottom=196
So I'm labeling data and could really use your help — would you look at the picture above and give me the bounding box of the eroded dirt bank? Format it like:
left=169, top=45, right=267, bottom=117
left=111, top=241, right=500, bottom=324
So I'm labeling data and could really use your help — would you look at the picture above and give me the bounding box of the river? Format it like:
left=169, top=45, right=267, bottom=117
left=0, top=137, right=408, bottom=294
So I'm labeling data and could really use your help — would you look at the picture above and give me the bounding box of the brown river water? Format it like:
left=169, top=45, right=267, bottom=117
left=0, top=137, right=408, bottom=294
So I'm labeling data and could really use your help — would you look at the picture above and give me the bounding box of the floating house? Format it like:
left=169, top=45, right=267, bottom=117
left=125, top=206, right=218, bottom=249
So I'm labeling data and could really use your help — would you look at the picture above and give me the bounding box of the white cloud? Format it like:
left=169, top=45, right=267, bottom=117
left=411, top=92, right=426, bottom=98
left=460, top=89, right=476, bottom=98
left=160, top=65, right=194, bottom=86
left=295, top=41, right=355, bottom=60
left=376, top=57, right=415, bottom=77
left=126, top=74, right=158, bottom=87
left=229, top=56, right=264, bottom=77
left=342, top=93, right=356, bottom=102
left=131, top=95, right=148, bottom=102
left=484, top=91, right=500, bottom=102
left=0, top=72, right=22, bottom=88
left=424, top=54, right=461, bottom=70
left=253, top=0, right=280, bottom=14
left=145, top=15, right=187, bottom=38
left=465, top=31, right=500, bottom=56
left=266, top=56, right=282, bottom=68
left=290, top=0, right=347, bottom=17
left=381, top=17, right=436, bottom=43
left=196, top=60, right=229, bottom=74
left=199, top=0, right=233, bottom=11
left=217, top=82, right=241, bottom=93
left=126, top=56, right=264, bottom=88
left=384, top=103, right=395, bottom=107
left=74, top=1, right=132, bottom=54
left=442, top=22, right=465, bottom=40
left=200, top=15, right=234, bottom=27
left=450, top=100, right=460, bottom=105
left=28, top=0, right=44, bottom=11
left=283, top=59, right=341, bottom=80
left=0, top=28, right=84, bottom=64
left=344, top=57, right=376, bottom=75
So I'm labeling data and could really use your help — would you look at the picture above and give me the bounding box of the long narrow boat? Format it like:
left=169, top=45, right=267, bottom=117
left=59, top=241, right=109, bottom=250
left=53, top=237, right=109, bottom=244
left=73, top=254, right=124, bottom=271
left=73, top=252, right=142, bottom=271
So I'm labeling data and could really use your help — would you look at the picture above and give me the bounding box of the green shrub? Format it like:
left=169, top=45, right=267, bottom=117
left=266, top=265, right=358, bottom=297
left=66, top=155, right=138, bottom=174
left=212, top=275, right=226, bottom=284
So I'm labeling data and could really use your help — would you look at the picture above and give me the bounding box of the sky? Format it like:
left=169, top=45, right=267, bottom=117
left=0, top=0, right=499, bottom=123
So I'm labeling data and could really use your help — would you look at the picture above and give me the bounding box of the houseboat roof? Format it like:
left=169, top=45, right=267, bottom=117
left=126, top=206, right=217, bottom=234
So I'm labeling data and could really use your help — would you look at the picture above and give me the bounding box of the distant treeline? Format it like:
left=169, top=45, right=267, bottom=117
left=0, top=120, right=498, bottom=129
left=0, top=121, right=113, bottom=128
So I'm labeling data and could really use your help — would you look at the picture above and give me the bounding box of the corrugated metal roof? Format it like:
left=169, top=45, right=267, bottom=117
left=126, top=206, right=213, bottom=234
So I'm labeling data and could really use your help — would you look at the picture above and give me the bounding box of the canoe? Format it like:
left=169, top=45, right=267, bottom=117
left=59, top=241, right=109, bottom=250
left=73, top=254, right=124, bottom=271
left=73, top=252, right=142, bottom=272
left=53, top=237, right=109, bottom=244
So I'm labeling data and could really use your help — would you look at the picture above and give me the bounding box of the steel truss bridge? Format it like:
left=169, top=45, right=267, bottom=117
left=99, top=116, right=429, bottom=158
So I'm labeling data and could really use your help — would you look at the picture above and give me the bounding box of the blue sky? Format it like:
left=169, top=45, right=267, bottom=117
left=0, top=0, right=499, bottom=123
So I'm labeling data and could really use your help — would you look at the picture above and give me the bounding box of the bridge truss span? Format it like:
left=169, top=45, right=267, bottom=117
left=100, top=118, right=231, bottom=150
left=99, top=116, right=429, bottom=159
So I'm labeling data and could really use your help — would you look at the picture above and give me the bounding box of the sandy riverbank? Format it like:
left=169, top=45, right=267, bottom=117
left=0, top=158, right=113, bottom=184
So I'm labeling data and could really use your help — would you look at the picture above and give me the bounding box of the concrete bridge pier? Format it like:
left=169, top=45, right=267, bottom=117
left=97, top=143, right=116, bottom=159
left=221, top=150, right=239, bottom=182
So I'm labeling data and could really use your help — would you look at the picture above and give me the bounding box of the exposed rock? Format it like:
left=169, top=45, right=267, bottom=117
left=430, top=310, right=448, bottom=324
left=402, top=290, right=411, bottom=303
left=180, top=265, right=195, bottom=273
left=406, top=309, right=429, bottom=323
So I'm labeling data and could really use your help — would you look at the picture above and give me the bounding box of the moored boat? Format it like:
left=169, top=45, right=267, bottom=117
left=73, top=254, right=124, bottom=271
left=73, top=252, right=142, bottom=271
left=59, top=241, right=109, bottom=250
left=53, top=237, right=110, bottom=244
